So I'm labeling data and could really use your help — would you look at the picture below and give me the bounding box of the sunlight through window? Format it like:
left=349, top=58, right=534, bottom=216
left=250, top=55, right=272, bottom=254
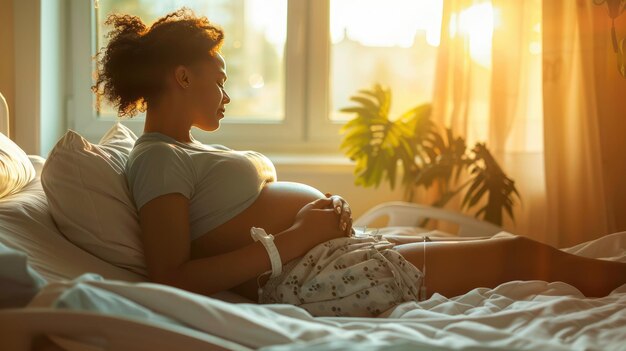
left=329, top=0, right=443, bottom=121
left=330, top=0, right=443, bottom=48
left=458, top=3, right=497, bottom=68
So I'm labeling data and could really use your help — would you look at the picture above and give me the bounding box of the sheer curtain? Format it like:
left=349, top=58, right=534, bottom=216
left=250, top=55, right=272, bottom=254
left=431, top=0, right=549, bottom=244
left=431, top=0, right=626, bottom=247
left=543, top=0, right=626, bottom=247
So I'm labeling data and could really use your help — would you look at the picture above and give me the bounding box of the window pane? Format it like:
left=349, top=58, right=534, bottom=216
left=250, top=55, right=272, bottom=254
left=95, top=0, right=286, bottom=121
left=329, top=0, right=443, bottom=121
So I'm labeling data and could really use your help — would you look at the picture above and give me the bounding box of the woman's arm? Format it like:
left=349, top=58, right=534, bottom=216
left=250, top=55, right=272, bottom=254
left=138, top=193, right=345, bottom=296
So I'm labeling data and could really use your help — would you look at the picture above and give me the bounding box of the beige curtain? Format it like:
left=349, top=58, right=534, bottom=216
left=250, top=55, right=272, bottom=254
left=543, top=0, right=626, bottom=247
left=431, top=0, right=626, bottom=247
left=431, top=0, right=550, bottom=244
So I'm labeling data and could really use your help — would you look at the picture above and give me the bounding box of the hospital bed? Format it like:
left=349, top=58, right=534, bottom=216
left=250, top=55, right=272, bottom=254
left=1, top=92, right=625, bottom=350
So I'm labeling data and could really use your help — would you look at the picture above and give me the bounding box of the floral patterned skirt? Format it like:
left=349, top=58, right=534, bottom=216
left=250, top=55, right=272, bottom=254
left=258, top=236, right=423, bottom=317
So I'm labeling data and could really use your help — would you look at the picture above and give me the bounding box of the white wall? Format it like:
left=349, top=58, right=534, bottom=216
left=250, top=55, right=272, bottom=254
left=12, top=0, right=66, bottom=156
left=0, top=0, right=15, bottom=139
left=12, top=0, right=40, bottom=154
left=40, top=0, right=67, bottom=156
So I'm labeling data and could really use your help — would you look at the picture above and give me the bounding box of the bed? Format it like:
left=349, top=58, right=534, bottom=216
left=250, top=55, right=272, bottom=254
left=1, top=92, right=625, bottom=351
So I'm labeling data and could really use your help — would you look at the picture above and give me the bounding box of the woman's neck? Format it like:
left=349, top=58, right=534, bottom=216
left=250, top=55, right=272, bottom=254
left=144, top=100, right=192, bottom=143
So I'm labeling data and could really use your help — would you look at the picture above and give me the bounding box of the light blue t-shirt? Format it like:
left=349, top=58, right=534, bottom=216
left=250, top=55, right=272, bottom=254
left=125, top=132, right=276, bottom=240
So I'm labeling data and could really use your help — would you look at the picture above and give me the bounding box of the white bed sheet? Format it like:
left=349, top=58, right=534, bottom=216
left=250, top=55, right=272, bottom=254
left=24, top=232, right=626, bottom=351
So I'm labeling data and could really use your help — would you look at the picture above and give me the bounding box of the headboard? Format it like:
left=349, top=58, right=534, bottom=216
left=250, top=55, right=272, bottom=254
left=0, top=92, right=8, bottom=136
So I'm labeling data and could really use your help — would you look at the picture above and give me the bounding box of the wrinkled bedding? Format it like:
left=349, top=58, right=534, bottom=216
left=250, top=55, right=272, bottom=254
left=27, top=232, right=626, bottom=351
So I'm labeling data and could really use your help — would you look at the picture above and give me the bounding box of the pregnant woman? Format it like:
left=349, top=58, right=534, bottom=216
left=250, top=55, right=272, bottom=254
left=93, top=9, right=626, bottom=317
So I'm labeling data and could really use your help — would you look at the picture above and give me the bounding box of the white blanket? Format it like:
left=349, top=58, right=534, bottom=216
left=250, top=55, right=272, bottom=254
left=28, top=232, right=626, bottom=351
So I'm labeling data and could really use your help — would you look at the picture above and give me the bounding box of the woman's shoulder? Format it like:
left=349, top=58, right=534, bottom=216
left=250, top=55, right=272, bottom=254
left=131, top=136, right=178, bottom=157
left=127, top=134, right=194, bottom=171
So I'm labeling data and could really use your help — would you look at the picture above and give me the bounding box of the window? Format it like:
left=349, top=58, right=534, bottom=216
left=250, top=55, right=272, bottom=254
left=69, top=0, right=443, bottom=153
left=329, top=0, right=442, bottom=121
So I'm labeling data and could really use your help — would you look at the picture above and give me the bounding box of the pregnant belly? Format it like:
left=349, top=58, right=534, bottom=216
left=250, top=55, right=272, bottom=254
left=190, top=181, right=325, bottom=259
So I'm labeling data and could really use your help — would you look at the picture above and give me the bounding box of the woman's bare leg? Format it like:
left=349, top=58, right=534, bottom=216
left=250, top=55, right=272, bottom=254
left=393, top=235, right=626, bottom=298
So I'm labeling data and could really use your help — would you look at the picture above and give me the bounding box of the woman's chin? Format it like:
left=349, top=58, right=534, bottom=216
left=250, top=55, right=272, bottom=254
left=195, top=121, right=220, bottom=132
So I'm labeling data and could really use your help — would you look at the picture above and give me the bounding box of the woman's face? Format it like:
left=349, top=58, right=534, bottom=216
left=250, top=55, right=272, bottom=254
left=187, top=53, right=230, bottom=131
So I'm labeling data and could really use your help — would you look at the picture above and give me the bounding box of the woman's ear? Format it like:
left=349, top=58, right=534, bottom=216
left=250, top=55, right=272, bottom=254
left=174, top=65, right=191, bottom=89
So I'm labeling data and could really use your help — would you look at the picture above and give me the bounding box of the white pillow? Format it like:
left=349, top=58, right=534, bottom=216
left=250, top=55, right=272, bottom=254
left=41, top=123, right=147, bottom=276
left=0, top=132, right=36, bottom=198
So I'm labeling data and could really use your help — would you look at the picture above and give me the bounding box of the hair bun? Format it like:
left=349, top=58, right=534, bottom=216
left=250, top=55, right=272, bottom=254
left=106, top=14, right=147, bottom=39
left=93, top=9, right=224, bottom=118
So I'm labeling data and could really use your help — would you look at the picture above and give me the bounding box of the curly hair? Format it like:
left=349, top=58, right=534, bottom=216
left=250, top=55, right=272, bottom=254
left=92, top=8, right=224, bottom=117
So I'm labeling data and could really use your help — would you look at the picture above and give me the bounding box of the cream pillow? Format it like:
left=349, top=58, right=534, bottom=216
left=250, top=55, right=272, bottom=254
left=0, top=132, right=36, bottom=198
left=41, top=123, right=147, bottom=276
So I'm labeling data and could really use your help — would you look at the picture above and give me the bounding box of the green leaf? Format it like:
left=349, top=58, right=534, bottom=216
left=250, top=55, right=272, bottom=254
left=462, top=173, right=485, bottom=207
left=339, top=107, right=378, bottom=120
left=468, top=184, right=488, bottom=207
left=380, top=86, right=392, bottom=117
left=504, top=203, right=514, bottom=223
left=349, top=96, right=380, bottom=114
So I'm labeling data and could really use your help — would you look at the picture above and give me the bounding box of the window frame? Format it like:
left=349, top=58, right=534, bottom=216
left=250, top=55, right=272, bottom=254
left=68, top=0, right=344, bottom=153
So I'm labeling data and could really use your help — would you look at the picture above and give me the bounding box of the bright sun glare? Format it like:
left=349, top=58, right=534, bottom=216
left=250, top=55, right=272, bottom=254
left=329, top=0, right=496, bottom=67
left=330, top=0, right=444, bottom=48
left=457, top=3, right=497, bottom=67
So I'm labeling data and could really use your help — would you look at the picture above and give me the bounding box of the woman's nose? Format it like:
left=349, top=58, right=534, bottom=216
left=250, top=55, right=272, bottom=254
left=223, top=91, right=231, bottom=104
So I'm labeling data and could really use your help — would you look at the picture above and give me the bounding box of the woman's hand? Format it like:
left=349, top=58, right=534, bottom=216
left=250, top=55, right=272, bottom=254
left=325, top=193, right=354, bottom=236
left=290, top=198, right=349, bottom=249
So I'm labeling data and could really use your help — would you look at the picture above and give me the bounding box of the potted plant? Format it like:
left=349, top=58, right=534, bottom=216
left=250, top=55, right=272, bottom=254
left=339, top=84, right=520, bottom=226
